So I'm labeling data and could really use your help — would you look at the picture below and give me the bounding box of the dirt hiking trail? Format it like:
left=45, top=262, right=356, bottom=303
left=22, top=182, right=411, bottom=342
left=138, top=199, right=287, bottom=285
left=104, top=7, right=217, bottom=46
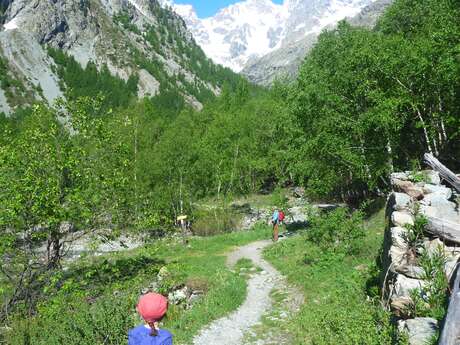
left=192, top=240, right=303, bottom=345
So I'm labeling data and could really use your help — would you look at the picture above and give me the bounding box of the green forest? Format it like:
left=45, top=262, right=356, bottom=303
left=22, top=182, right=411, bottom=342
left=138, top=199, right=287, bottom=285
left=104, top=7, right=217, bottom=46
left=0, top=0, right=459, bottom=343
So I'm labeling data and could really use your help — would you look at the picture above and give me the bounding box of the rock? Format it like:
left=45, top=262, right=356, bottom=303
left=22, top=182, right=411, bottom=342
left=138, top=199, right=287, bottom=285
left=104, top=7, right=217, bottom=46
left=391, top=172, right=409, bottom=182
left=422, top=193, right=454, bottom=207
left=59, top=221, right=74, bottom=234
left=391, top=297, right=412, bottom=316
left=393, top=179, right=424, bottom=200
left=420, top=203, right=460, bottom=223
left=292, top=187, right=305, bottom=198
left=168, top=286, right=189, bottom=305
left=157, top=266, right=170, bottom=281
left=390, top=192, right=412, bottom=211
left=137, top=69, right=160, bottom=98
left=392, top=212, right=414, bottom=227
left=403, top=317, right=438, bottom=345
left=445, top=257, right=460, bottom=280
left=316, top=204, right=341, bottom=211
left=389, top=243, right=424, bottom=279
left=424, top=170, right=441, bottom=185
left=391, top=227, right=408, bottom=249
left=240, top=207, right=271, bottom=230
left=395, top=262, right=424, bottom=280
left=188, top=290, right=204, bottom=305
left=149, top=281, right=159, bottom=292
left=423, top=184, right=452, bottom=198
left=419, top=205, right=438, bottom=218
left=286, top=206, right=308, bottom=224
left=407, top=189, right=424, bottom=200
left=393, top=274, right=426, bottom=299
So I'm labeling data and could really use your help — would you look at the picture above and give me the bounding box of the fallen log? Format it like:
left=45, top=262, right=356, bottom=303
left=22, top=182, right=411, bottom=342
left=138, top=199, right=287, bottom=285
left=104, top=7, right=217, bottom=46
left=424, top=153, right=460, bottom=192
left=425, top=216, right=460, bottom=245
left=439, top=265, right=460, bottom=345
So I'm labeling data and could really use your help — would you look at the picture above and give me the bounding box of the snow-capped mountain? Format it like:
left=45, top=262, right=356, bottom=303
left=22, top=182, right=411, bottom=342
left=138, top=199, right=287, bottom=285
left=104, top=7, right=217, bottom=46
left=164, top=0, right=379, bottom=72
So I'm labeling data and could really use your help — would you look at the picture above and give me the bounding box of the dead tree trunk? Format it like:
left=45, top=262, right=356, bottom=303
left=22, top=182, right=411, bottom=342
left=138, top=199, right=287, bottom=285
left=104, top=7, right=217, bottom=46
left=424, top=153, right=460, bottom=192
left=439, top=265, right=460, bottom=345
left=425, top=217, right=460, bottom=245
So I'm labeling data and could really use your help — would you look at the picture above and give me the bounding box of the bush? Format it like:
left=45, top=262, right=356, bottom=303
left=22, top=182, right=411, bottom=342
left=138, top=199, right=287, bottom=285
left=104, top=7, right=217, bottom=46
left=407, top=246, right=449, bottom=321
left=6, top=293, right=139, bottom=345
left=192, top=207, right=241, bottom=236
left=306, top=208, right=365, bottom=255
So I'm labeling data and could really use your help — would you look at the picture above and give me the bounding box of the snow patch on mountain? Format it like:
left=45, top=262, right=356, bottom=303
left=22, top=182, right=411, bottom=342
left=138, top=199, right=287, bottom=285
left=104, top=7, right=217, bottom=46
left=3, top=17, right=19, bottom=31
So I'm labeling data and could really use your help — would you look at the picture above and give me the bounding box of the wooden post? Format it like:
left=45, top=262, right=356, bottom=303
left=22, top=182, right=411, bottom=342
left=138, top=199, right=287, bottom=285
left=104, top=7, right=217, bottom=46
left=424, top=153, right=460, bottom=192
left=439, top=265, right=460, bottom=345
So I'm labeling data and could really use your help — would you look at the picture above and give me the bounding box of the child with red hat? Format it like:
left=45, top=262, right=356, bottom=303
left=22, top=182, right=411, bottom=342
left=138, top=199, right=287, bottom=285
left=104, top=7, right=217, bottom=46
left=128, top=293, right=173, bottom=345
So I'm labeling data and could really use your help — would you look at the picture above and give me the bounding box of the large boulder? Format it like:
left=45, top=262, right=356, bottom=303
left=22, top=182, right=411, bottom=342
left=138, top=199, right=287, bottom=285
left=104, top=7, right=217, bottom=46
left=423, top=184, right=452, bottom=199
left=401, top=317, right=438, bottom=345
left=392, top=211, right=414, bottom=227
left=388, top=192, right=412, bottom=211
left=393, top=274, right=426, bottom=299
left=392, top=179, right=424, bottom=200
left=391, top=227, right=408, bottom=248
left=391, top=172, right=410, bottom=182
left=422, top=193, right=455, bottom=208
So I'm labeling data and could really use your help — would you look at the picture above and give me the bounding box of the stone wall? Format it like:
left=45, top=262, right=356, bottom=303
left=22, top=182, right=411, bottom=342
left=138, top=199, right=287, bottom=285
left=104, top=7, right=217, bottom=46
left=382, top=170, right=460, bottom=345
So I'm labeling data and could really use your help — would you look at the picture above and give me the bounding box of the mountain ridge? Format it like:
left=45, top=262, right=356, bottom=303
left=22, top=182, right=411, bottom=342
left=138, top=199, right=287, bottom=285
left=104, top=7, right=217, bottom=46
left=166, top=0, right=379, bottom=73
left=0, top=0, right=241, bottom=116
left=164, top=0, right=393, bottom=85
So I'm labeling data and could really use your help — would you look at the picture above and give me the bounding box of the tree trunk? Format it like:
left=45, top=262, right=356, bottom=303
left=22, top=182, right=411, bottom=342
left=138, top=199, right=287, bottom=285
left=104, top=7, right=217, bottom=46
left=439, top=266, right=460, bottom=345
left=424, top=153, right=460, bottom=192
left=424, top=216, right=460, bottom=245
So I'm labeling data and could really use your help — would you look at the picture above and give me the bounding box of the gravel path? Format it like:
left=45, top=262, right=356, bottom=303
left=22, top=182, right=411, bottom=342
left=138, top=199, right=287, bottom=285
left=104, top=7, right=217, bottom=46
left=192, top=240, right=303, bottom=345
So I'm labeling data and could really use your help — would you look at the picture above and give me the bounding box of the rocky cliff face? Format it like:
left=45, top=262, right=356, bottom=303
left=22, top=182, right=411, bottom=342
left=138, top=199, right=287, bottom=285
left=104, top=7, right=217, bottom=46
left=0, top=0, right=227, bottom=115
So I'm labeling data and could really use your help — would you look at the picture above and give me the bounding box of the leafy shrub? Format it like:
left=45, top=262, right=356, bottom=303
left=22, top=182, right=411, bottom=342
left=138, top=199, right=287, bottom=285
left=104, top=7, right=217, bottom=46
left=192, top=207, right=241, bottom=236
left=265, top=207, right=398, bottom=345
left=306, top=208, right=365, bottom=255
left=308, top=296, right=395, bottom=345
left=6, top=293, right=139, bottom=345
left=156, top=264, right=187, bottom=294
left=407, top=246, right=448, bottom=321
left=402, top=213, right=428, bottom=257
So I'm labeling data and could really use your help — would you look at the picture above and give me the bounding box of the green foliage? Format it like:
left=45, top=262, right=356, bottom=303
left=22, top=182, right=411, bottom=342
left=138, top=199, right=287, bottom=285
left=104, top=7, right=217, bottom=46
left=306, top=208, right=365, bottom=255
left=402, top=213, right=428, bottom=255
left=113, top=11, right=141, bottom=34
left=192, top=206, right=241, bottom=236
left=271, top=186, right=289, bottom=211
left=407, top=246, right=449, bottom=321
left=291, top=0, right=460, bottom=198
left=5, top=227, right=271, bottom=345
left=265, top=207, right=398, bottom=344
left=0, top=55, right=34, bottom=106
left=47, top=47, right=138, bottom=110
left=0, top=98, right=134, bottom=316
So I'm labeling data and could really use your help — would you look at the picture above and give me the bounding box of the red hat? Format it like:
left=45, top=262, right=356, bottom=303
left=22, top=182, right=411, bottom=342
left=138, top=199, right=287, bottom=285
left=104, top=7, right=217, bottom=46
left=137, top=293, right=168, bottom=322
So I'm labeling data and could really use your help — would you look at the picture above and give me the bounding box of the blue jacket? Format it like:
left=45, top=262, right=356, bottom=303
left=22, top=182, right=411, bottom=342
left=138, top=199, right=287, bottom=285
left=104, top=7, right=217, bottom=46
left=128, top=325, right=173, bottom=345
left=272, top=210, right=279, bottom=223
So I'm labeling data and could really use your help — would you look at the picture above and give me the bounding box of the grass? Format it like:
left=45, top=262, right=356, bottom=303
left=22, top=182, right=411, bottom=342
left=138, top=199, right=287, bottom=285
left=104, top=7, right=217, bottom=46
left=264, top=206, right=399, bottom=345
left=4, top=225, right=272, bottom=345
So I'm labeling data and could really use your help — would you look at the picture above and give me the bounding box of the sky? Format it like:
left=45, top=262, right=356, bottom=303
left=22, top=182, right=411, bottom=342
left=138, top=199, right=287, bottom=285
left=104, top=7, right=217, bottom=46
left=174, top=0, right=284, bottom=18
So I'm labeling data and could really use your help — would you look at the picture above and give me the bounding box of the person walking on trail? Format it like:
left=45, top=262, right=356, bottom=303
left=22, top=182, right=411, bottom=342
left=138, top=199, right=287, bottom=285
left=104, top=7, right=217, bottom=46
left=272, top=208, right=280, bottom=242
left=278, top=209, right=285, bottom=235
left=129, top=292, right=173, bottom=345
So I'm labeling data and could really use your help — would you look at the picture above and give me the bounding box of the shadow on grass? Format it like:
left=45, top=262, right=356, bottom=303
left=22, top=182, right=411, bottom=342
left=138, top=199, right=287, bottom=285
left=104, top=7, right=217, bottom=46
left=60, top=254, right=166, bottom=293
left=284, top=221, right=309, bottom=234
